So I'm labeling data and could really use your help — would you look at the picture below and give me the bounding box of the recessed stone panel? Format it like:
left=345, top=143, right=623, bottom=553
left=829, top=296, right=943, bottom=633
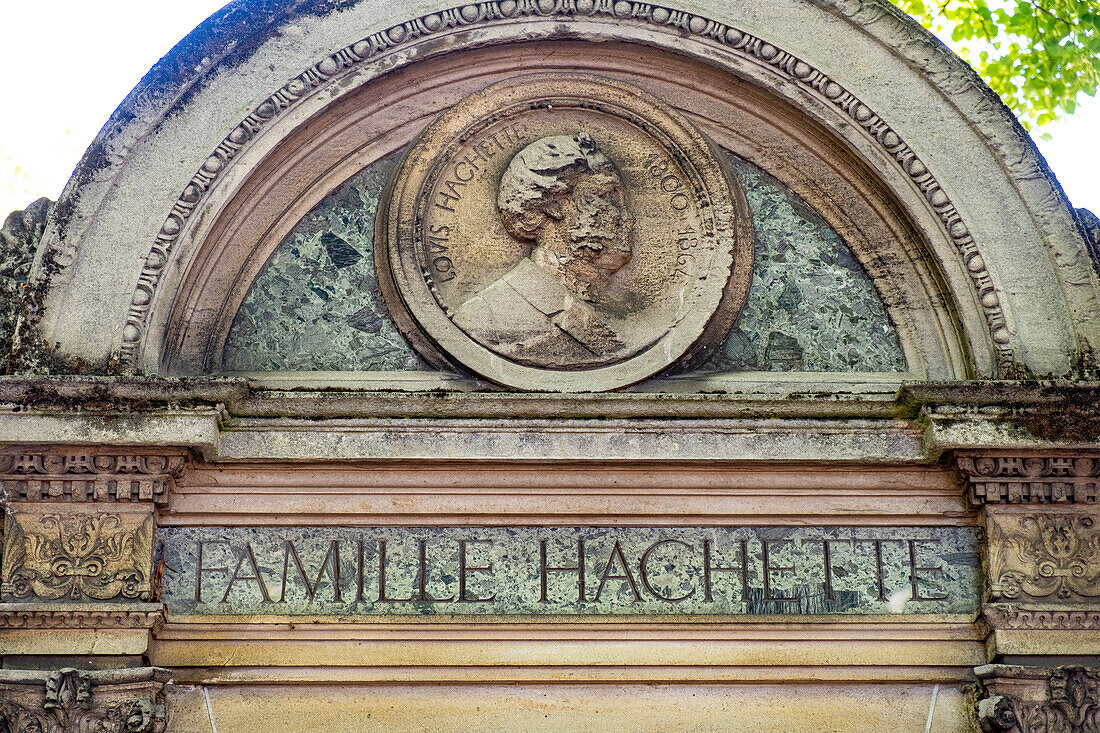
left=161, top=526, right=978, bottom=617
left=1, top=504, right=155, bottom=602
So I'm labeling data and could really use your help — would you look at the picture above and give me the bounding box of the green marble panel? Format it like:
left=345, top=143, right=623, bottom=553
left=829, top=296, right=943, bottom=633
left=220, top=151, right=905, bottom=374
left=221, top=150, right=426, bottom=372
left=703, top=157, right=905, bottom=373
left=161, top=526, right=978, bottom=616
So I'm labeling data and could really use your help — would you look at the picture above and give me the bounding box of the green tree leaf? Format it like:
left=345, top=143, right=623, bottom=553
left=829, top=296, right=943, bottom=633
left=891, top=0, right=1100, bottom=129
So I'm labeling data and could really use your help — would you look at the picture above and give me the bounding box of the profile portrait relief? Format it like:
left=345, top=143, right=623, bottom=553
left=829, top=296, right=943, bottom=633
left=451, top=133, right=637, bottom=369
left=381, top=74, right=750, bottom=390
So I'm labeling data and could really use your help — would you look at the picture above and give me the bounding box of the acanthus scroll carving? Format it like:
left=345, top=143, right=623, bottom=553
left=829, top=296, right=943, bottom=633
left=0, top=668, right=168, bottom=733
left=987, top=510, right=1100, bottom=603
left=976, top=665, right=1100, bottom=733
left=1, top=505, right=155, bottom=602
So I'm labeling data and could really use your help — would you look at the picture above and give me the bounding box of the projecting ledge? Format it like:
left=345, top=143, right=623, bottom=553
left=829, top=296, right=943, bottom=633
left=215, top=417, right=925, bottom=462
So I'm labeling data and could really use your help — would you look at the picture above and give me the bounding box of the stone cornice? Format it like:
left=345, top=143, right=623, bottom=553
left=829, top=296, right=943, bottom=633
left=1, top=379, right=1099, bottom=463
left=2, top=375, right=1100, bottom=417
left=0, top=376, right=246, bottom=411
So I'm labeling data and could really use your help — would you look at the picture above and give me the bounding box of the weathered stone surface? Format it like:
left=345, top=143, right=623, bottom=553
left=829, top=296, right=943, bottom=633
left=955, top=452, right=1100, bottom=505
left=986, top=507, right=1100, bottom=603
left=0, top=448, right=187, bottom=505
left=39, top=0, right=1093, bottom=378
left=3, top=1, right=1098, bottom=731
left=163, top=681, right=969, bottom=733
left=0, top=603, right=163, bottom=631
left=1, top=504, right=155, bottom=602
left=0, top=199, right=51, bottom=284
left=1079, top=208, right=1100, bottom=276
left=974, top=664, right=1100, bottom=732
left=0, top=667, right=168, bottom=733
left=378, top=73, right=753, bottom=390
left=0, top=198, right=54, bottom=372
left=161, top=525, right=979, bottom=616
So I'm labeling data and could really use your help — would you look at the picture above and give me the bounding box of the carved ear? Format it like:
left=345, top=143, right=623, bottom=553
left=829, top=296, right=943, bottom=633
left=544, top=202, right=564, bottom=220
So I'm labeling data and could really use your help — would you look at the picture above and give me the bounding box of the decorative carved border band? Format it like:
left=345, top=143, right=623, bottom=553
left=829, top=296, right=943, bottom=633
left=983, top=604, right=1100, bottom=631
left=956, top=453, right=1100, bottom=505
left=0, top=449, right=186, bottom=504
left=118, top=0, right=1014, bottom=373
left=0, top=606, right=163, bottom=632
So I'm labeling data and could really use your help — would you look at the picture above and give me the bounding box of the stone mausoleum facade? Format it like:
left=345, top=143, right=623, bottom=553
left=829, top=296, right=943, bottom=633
left=2, top=0, right=1100, bottom=730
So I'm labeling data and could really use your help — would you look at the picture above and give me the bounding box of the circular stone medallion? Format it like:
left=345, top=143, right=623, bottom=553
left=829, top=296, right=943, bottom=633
left=377, top=73, right=753, bottom=391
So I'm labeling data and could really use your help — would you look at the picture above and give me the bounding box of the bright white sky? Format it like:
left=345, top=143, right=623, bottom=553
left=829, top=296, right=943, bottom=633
left=1, top=2, right=1097, bottom=220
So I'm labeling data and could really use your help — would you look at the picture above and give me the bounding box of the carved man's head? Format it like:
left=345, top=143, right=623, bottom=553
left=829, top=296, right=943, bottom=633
left=497, top=134, right=634, bottom=299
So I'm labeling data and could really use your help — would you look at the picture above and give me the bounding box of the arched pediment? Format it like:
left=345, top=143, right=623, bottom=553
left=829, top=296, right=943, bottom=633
left=34, top=0, right=1100, bottom=386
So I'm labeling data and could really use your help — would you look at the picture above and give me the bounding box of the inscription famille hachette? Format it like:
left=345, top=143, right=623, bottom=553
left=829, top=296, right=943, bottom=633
left=160, top=527, right=979, bottom=616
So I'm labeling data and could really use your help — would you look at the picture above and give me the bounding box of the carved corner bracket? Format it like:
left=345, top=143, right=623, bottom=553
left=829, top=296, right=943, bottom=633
left=954, top=452, right=1100, bottom=506
left=0, top=667, right=168, bottom=733
left=0, top=448, right=188, bottom=505
left=975, top=664, right=1100, bottom=732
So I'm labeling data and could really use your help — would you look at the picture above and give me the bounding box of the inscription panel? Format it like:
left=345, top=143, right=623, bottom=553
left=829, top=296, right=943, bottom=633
left=161, top=526, right=979, bottom=616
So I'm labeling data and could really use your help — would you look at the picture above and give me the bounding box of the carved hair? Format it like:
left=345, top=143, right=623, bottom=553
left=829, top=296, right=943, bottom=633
left=497, top=134, right=618, bottom=240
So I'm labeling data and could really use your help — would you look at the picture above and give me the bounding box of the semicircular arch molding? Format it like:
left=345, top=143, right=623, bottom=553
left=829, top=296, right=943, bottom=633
left=158, top=37, right=964, bottom=381
left=36, top=0, right=1100, bottom=382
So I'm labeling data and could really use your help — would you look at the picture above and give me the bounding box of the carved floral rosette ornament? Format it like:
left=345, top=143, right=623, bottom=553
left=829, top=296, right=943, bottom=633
left=1, top=505, right=155, bottom=602
left=0, top=667, right=167, bottom=733
left=975, top=664, right=1100, bottom=733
